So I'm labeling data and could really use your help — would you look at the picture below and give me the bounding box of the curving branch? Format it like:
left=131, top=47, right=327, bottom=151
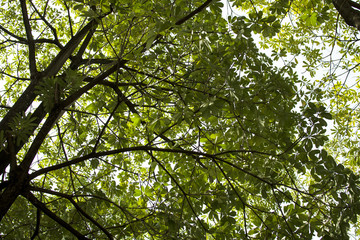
left=24, top=191, right=91, bottom=240
left=28, top=186, right=158, bottom=237
left=0, top=24, right=27, bottom=43
left=28, top=146, right=273, bottom=180
left=29, top=0, right=60, bottom=45
left=29, top=186, right=114, bottom=239
left=30, top=208, right=41, bottom=240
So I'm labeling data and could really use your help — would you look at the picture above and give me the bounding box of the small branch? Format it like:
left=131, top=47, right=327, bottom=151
left=29, top=186, right=152, bottom=237
left=28, top=186, right=114, bottom=239
left=29, top=0, right=60, bottom=44
left=271, top=187, right=296, bottom=239
left=0, top=71, right=30, bottom=81
left=0, top=24, right=61, bottom=46
left=0, top=104, right=11, bottom=110
left=146, top=151, right=208, bottom=233
left=63, top=1, right=74, bottom=37
left=349, top=0, right=360, bottom=10
left=175, top=0, right=214, bottom=26
left=92, top=101, right=120, bottom=152
left=68, top=198, right=113, bottom=239
left=77, top=58, right=114, bottom=66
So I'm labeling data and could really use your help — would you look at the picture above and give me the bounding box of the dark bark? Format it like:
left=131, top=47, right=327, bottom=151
left=333, top=0, right=360, bottom=30
left=20, top=0, right=37, bottom=76
left=0, top=165, right=28, bottom=221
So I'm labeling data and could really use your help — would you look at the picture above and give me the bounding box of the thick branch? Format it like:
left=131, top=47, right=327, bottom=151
left=0, top=78, right=41, bottom=136
left=0, top=18, right=101, bottom=174
left=20, top=0, right=37, bottom=75
left=43, top=18, right=98, bottom=77
left=0, top=183, right=22, bottom=221
left=19, top=107, right=64, bottom=172
left=0, top=165, right=28, bottom=221
left=70, top=27, right=97, bottom=70
left=18, top=59, right=126, bottom=173
left=333, top=0, right=360, bottom=30
left=60, top=60, right=127, bottom=108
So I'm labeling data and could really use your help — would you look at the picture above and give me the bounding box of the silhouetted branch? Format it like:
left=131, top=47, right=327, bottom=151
left=24, top=191, right=90, bottom=240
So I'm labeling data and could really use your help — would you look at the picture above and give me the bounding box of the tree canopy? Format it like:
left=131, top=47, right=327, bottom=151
left=1, top=0, right=360, bottom=239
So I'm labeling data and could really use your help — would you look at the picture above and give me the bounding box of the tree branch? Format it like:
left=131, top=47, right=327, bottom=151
left=30, top=186, right=113, bottom=239
left=175, top=0, right=214, bottom=25
left=29, top=186, right=156, bottom=235
left=43, top=18, right=98, bottom=77
left=30, top=208, right=41, bottom=240
left=0, top=103, right=47, bottom=175
left=70, top=27, right=97, bottom=70
left=146, top=151, right=208, bottom=233
left=18, top=61, right=126, bottom=173
left=20, top=0, right=37, bottom=76
left=0, top=16, right=98, bottom=141
left=333, top=0, right=360, bottom=30
left=24, top=191, right=90, bottom=240
left=29, top=146, right=271, bottom=179
left=0, top=24, right=27, bottom=43
left=19, top=107, right=64, bottom=172
left=0, top=166, right=28, bottom=221
left=29, top=0, right=60, bottom=45
left=59, top=59, right=127, bottom=108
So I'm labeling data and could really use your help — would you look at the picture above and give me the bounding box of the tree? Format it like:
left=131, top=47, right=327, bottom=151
left=234, top=0, right=360, bottom=237
left=0, top=0, right=359, bottom=239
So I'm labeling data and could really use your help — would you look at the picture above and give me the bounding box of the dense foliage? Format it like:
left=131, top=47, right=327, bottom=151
left=1, top=0, right=360, bottom=239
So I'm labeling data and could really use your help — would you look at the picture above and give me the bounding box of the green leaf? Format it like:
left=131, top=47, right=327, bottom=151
left=90, top=158, right=100, bottom=168
left=1, top=0, right=359, bottom=239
